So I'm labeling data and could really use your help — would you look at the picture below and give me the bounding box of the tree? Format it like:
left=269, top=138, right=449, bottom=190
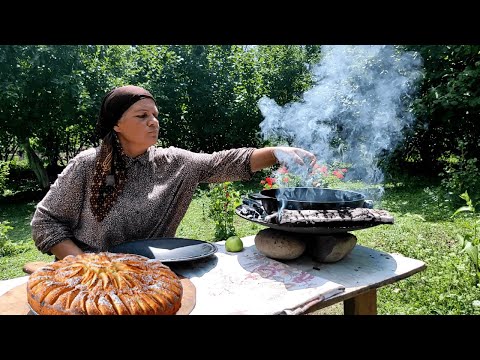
left=0, top=45, right=133, bottom=188
left=399, top=45, right=480, bottom=174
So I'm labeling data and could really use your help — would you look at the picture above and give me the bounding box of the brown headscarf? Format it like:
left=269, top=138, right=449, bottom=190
left=90, top=85, right=156, bottom=222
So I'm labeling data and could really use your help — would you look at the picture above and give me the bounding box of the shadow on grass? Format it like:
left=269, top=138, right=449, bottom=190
left=380, top=176, right=456, bottom=222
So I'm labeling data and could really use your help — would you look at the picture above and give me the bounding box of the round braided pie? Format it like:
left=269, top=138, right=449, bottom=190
left=27, top=252, right=183, bottom=315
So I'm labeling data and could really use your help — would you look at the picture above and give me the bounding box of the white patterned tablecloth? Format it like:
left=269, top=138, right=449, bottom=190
left=170, top=236, right=345, bottom=315
left=0, top=238, right=346, bottom=315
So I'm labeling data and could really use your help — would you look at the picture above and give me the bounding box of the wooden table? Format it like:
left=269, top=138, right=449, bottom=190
left=257, top=235, right=427, bottom=315
left=0, top=235, right=425, bottom=315
left=170, top=235, right=425, bottom=315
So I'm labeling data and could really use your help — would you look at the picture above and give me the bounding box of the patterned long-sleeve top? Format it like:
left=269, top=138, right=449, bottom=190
left=31, top=146, right=256, bottom=254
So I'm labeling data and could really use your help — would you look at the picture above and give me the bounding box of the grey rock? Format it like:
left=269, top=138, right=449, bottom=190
left=306, top=233, right=357, bottom=263
left=254, top=229, right=306, bottom=260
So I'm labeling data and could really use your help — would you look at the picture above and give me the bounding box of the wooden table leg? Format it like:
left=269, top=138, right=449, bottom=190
left=344, top=289, right=377, bottom=315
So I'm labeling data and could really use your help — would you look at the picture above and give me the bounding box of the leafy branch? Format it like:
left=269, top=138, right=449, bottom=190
left=207, top=182, right=241, bottom=241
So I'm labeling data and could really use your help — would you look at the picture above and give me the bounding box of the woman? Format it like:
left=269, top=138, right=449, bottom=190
left=31, top=85, right=315, bottom=260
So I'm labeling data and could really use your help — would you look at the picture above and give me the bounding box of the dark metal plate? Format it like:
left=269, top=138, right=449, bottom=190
left=109, top=238, right=217, bottom=263
left=235, top=207, right=381, bottom=234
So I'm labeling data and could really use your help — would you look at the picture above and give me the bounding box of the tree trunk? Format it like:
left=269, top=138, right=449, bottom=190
left=21, top=139, right=50, bottom=189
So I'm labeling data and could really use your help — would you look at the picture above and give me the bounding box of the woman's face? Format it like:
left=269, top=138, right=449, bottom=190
left=114, top=98, right=159, bottom=157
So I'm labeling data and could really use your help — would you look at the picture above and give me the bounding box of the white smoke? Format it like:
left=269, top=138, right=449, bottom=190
left=258, top=45, right=423, bottom=201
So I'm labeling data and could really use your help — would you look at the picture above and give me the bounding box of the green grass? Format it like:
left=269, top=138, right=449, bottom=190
left=1, top=176, right=480, bottom=314
left=355, top=179, right=480, bottom=315
left=0, top=201, right=54, bottom=279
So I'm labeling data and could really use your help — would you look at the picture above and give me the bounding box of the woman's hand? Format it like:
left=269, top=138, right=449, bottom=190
left=50, top=239, right=84, bottom=260
left=250, top=146, right=316, bottom=172
left=273, top=146, right=316, bottom=167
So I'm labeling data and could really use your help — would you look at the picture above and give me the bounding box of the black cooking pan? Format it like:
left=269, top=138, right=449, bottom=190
left=249, top=187, right=366, bottom=214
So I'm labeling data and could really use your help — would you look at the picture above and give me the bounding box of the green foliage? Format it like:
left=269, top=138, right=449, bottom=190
left=207, top=182, right=241, bottom=241
left=1, top=156, right=40, bottom=198
left=0, top=220, right=12, bottom=243
left=0, top=220, right=28, bottom=257
left=0, top=128, right=19, bottom=163
left=270, top=171, right=304, bottom=189
left=148, top=45, right=264, bottom=152
left=254, top=45, right=322, bottom=106
left=2, top=44, right=480, bottom=191
left=397, top=45, right=480, bottom=175
left=146, top=45, right=322, bottom=152
left=308, top=162, right=349, bottom=188
left=260, top=162, right=350, bottom=190
left=0, top=44, right=326, bottom=198
left=0, top=161, right=9, bottom=195
left=439, top=140, right=480, bottom=206
left=0, top=45, right=134, bottom=189
left=451, top=191, right=480, bottom=284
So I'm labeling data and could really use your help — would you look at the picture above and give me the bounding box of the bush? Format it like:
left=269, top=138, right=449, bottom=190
left=207, top=182, right=241, bottom=241
left=0, top=220, right=29, bottom=257
left=0, top=161, right=9, bottom=195
left=1, top=157, right=42, bottom=200
left=259, top=162, right=350, bottom=190
left=439, top=141, right=480, bottom=207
